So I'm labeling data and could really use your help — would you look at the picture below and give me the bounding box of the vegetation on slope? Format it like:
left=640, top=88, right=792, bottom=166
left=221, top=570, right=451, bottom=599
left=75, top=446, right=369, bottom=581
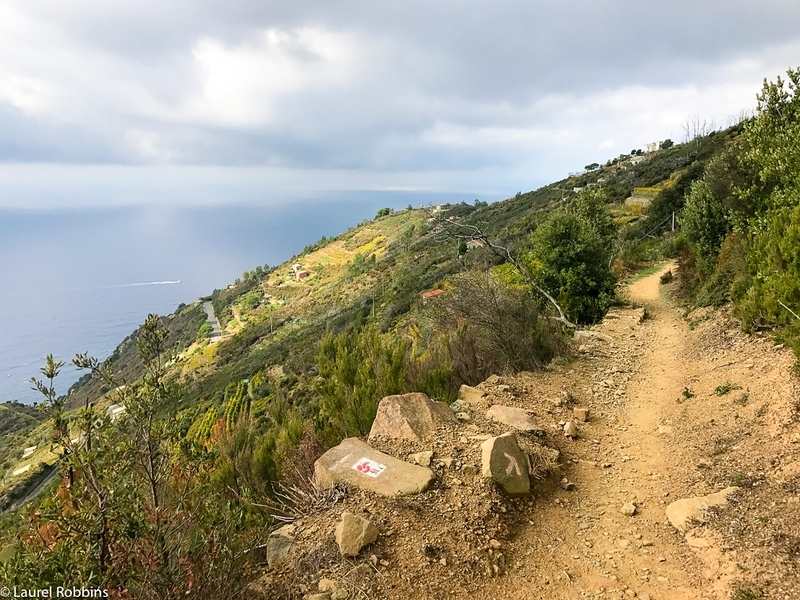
left=7, top=68, right=799, bottom=595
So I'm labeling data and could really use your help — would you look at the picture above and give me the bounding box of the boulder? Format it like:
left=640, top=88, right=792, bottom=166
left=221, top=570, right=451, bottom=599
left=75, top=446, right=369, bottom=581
left=480, top=432, right=530, bottom=495
left=314, top=437, right=434, bottom=496
left=486, top=404, right=538, bottom=431
left=266, top=523, right=295, bottom=567
left=368, top=393, right=455, bottom=443
left=458, top=384, right=490, bottom=410
left=335, top=511, right=378, bottom=557
left=665, top=487, right=739, bottom=532
left=572, top=407, right=589, bottom=422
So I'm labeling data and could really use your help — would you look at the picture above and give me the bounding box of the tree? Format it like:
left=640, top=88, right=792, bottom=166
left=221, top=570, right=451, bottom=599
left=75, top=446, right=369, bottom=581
left=660, top=139, right=674, bottom=150
left=526, top=209, right=617, bottom=324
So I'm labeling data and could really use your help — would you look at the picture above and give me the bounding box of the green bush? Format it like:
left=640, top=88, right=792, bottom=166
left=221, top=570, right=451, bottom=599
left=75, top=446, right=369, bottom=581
left=527, top=207, right=616, bottom=324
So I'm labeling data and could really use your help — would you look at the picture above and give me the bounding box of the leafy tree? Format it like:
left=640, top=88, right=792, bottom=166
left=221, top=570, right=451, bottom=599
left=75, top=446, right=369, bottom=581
left=681, top=179, right=730, bottom=262
left=526, top=208, right=616, bottom=324
left=660, top=139, right=674, bottom=149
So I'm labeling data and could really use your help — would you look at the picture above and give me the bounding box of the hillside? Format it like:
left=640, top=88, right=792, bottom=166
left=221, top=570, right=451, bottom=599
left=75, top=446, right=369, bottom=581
left=246, top=266, right=800, bottom=599
left=4, top=68, right=800, bottom=599
left=0, top=124, right=735, bottom=515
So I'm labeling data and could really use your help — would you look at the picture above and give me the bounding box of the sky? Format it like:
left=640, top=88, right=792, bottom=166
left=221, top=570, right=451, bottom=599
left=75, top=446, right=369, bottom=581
left=1, top=0, right=800, bottom=210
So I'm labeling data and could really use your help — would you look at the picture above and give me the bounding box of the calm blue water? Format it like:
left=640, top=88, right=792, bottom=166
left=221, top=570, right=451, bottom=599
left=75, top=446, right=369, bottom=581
left=0, top=192, right=468, bottom=404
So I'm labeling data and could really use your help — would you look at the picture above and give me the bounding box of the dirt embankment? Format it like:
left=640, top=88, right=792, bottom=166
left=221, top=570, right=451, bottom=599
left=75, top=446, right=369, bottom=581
left=254, top=264, right=800, bottom=600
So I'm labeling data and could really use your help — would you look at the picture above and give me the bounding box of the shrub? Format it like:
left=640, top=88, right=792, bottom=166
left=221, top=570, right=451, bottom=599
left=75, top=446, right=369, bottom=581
left=527, top=209, right=616, bottom=324
left=430, top=272, right=566, bottom=383
left=315, top=327, right=408, bottom=443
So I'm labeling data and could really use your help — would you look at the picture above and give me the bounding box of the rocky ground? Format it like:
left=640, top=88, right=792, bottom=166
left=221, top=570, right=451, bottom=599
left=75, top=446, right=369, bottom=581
left=251, top=265, right=800, bottom=600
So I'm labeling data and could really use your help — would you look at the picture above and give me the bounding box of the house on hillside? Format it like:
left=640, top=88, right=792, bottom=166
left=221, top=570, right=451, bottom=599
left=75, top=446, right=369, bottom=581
left=420, top=289, right=446, bottom=303
left=291, top=263, right=310, bottom=281
left=630, top=155, right=646, bottom=165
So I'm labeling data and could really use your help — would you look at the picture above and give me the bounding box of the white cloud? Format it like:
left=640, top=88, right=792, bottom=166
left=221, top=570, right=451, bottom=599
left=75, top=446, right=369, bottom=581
left=185, top=27, right=360, bottom=127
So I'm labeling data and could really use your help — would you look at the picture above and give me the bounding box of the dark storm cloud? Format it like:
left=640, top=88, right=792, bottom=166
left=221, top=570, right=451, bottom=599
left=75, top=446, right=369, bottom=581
left=1, top=1, right=799, bottom=207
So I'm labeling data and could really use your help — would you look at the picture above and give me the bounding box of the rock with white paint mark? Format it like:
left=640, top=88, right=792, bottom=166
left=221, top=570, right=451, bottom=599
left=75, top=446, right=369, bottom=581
left=480, top=432, right=530, bottom=495
left=665, top=487, right=738, bottom=532
left=314, top=437, right=434, bottom=496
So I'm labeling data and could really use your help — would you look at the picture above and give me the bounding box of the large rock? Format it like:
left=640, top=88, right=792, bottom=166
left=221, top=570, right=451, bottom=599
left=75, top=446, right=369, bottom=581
left=368, top=392, right=455, bottom=443
left=665, top=487, right=739, bottom=532
left=486, top=404, right=538, bottom=431
left=480, top=432, right=530, bottom=495
left=314, top=437, right=435, bottom=496
left=458, top=384, right=490, bottom=410
left=335, top=511, right=379, bottom=557
left=266, top=523, right=295, bottom=567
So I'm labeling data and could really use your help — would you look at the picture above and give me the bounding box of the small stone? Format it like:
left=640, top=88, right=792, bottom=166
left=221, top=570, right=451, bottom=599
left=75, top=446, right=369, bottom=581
left=489, top=539, right=502, bottom=549
left=665, top=487, right=739, bottom=531
left=335, top=512, right=379, bottom=557
left=621, top=502, right=638, bottom=516
left=266, top=523, right=295, bottom=567
left=318, top=579, right=337, bottom=593
left=573, top=407, right=589, bottom=422
left=410, top=451, right=433, bottom=467
left=563, top=420, right=578, bottom=438
left=487, top=404, right=538, bottom=431
left=560, top=477, right=575, bottom=491
left=455, top=411, right=472, bottom=422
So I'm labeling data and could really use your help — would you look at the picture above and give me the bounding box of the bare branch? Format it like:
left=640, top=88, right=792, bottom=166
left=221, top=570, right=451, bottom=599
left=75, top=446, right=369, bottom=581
left=779, top=300, right=800, bottom=321
left=430, top=211, right=576, bottom=328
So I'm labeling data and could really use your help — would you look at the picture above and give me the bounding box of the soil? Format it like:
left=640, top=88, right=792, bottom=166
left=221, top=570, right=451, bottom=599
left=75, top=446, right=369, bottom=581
left=254, top=264, right=800, bottom=600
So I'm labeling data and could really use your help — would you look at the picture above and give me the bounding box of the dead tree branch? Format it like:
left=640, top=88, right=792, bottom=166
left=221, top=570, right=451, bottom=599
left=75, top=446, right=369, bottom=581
left=779, top=300, right=800, bottom=321
left=430, top=212, right=576, bottom=328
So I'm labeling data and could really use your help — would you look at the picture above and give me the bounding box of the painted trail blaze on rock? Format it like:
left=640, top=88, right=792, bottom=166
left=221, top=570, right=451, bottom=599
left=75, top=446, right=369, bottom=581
left=314, top=437, right=435, bottom=496
left=368, top=392, right=455, bottom=443
left=481, top=432, right=530, bottom=495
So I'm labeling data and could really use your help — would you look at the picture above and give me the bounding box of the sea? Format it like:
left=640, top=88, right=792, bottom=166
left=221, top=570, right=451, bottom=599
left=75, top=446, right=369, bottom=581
left=0, top=192, right=468, bottom=404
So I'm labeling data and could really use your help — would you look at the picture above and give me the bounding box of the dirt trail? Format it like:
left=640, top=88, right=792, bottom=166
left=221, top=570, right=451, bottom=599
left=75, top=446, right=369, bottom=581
left=258, top=263, right=800, bottom=599
left=477, top=264, right=721, bottom=599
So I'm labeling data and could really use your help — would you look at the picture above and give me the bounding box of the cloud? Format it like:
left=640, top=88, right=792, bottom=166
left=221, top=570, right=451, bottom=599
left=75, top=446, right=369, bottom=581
left=1, top=1, right=799, bottom=207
